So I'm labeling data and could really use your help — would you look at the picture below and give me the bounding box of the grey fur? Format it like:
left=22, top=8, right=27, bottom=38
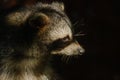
left=0, top=2, right=84, bottom=80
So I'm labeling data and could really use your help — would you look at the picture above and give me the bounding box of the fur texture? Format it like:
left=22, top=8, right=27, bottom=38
left=0, top=2, right=84, bottom=80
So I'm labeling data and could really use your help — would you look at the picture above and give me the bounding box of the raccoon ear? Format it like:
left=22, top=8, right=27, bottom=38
left=59, top=2, right=65, bottom=11
left=5, top=11, right=31, bottom=27
left=52, top=2, right=64, bottom=11
left=28, top=13, right=50, bottom=28
left=6, top=12, right=25, bottom=26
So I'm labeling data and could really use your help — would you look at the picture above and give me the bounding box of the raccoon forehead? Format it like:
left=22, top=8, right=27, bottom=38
left=47, top=24, right=72, bottom=42
left=35, top=2, right=64, bottom=11
left=50, top=25, right=72, bottom=40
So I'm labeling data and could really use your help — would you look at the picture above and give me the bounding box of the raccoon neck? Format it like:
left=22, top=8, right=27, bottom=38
left=0, top=51, right=52, bottom=80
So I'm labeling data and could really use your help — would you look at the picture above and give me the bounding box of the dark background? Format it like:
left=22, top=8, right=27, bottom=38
left=61, top=0, right=119, bottom=80
left=0, top=0, right=119, bottom=80
left=53, top=0, right=120, bottom=80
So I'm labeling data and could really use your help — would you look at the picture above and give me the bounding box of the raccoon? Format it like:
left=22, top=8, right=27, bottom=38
left=0, top=2, right=85, bottom=80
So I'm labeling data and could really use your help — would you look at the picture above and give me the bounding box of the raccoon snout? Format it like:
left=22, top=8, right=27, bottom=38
left=75, top=41, right=85, bottom=55
left=50, top=40, right=85, bottom=56
left=28, top=13, right=50, bottom=28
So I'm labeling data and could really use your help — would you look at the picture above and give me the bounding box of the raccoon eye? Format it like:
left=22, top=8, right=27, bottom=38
left=49, top=35, right=71, bottom=50
left=61, top=35, right=70, bottom=42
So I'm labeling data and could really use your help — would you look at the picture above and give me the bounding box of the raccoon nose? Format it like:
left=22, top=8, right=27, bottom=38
left=28, top=13, right=50, bottom=28
left=78, top=47, right=85, bottom=55
left=75, top=41, right=85, bottom=55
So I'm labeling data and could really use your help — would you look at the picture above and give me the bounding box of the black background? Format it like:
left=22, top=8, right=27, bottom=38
left=0, top=0, right=119, bottom=80
left=52, top=0, right=120, bottom=80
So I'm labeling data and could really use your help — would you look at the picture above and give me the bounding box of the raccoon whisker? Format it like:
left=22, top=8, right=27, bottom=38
left=73, top=20, right=79, bottom=26
left=74, top=33, right=85, bottom=37
left=64, top=55, right=68, bottom=63
left=66, top=56, right=72, bottom=63
left=61, top=55, right=66, bottom=62
left=66, top=56, right=70, bottom=63
left=61, top=55, right=70, bottom=63
left=73, top=18, right=86, bottom=28
left=74, top=32, right=85, bottom=37
left=75, top=31, right=83, bottom=34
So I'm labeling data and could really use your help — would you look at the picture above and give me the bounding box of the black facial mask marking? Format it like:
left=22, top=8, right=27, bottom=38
left=48, top=35, right=73, bottom=51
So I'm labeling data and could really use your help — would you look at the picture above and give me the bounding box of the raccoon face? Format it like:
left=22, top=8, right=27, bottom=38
left=4, top=2, right=84, bottom=56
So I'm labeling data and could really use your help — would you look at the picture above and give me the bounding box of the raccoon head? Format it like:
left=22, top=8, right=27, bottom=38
left=4, top=2, right=85, bottom=56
